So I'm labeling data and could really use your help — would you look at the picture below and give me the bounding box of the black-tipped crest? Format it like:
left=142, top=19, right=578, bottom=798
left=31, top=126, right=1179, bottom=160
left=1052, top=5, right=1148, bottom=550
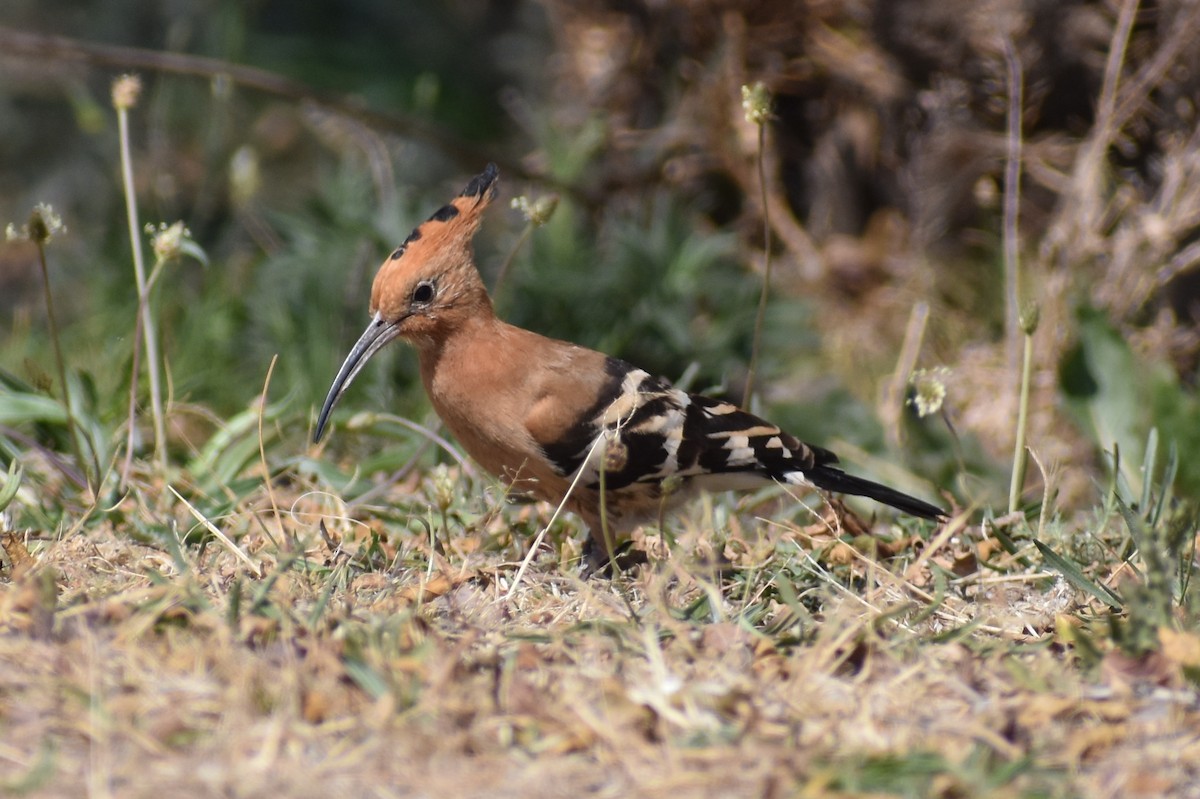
left=428, top=204, right=460, bottom=222
left=461, top=163, right=499, bottom=200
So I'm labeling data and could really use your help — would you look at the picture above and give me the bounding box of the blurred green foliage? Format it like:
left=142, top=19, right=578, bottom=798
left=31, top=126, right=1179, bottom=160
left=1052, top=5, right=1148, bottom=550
left=0, top=0, right=817, bottom=472
left=1062, top=307, right=1200, bottom=499
left=2, top=0, right=1199, bottom=515
left=501, top=195, right=760, bottom=385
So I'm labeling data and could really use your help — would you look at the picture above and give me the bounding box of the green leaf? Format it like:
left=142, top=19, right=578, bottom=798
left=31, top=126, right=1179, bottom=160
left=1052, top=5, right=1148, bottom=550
left=1033, top=539, right=1123, bottom=609
left=179, top=238, right=209, bottom=266
left=1060, top=308, right=1146, bottom=493
left=0, top=393, right=68, bottom=426
left=0, top=459, right=22, bottom=511
left=1141, top=427, right=1158, bottom=515
left=343, top=658, right=391, bottom=700
left=186, top=397, right=289, bottom=489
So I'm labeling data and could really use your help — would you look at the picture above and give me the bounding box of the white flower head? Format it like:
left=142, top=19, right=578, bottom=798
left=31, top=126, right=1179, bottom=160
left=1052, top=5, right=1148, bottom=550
left=145, top=221, right=207, bottom=265
left=908, top=367, right=951, bottom=418
left=7, top=203, right=66, bottom=244
left=112, top=74, right=143, bottom=110
left=741, top=82, right=772, bottom=126
left=510, top=194, right=559, bottom=227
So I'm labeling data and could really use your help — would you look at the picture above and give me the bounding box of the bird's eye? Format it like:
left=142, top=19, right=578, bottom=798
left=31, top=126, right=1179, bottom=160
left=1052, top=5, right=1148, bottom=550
left=412, top=281, right=436, bottom=304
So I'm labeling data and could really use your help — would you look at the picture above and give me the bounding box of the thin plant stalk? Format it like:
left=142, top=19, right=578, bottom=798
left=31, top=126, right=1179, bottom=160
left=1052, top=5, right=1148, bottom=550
left=117, top=101, right=167, bottom=472
left=1008, top=324, right=1035, bottom=513
left=257, top=354, right=284, bottom=546
left=1001, top=36, right=1029, bottom=515
left=1001, top=36, right=1024, bottom=377
left=743, top=120, right=771, bottom=409
left=119, top=304, right=145, bottom=486
left=598, top=440, right=614, bottom=569
left=118, top=254, right=177, bottom=486
left=33, top=238, right=96, bottom=493
left=505, top=428, right=609, bottom=599
left=493, top=193, right=557, bottom=307
left=490, top=223, right=533, bottom=304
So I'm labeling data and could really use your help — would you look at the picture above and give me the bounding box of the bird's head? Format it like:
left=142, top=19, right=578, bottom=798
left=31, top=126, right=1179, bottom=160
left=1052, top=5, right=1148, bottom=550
left=314, top=164, right=499, bottom=442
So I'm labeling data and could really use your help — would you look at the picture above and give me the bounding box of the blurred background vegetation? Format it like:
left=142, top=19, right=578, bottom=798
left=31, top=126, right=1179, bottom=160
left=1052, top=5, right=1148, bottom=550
left=3, top=0, right=1200, bottom=516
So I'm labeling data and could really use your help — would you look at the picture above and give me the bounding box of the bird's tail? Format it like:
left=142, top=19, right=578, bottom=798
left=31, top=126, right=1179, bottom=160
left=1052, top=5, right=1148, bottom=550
left=803, top=466, right=946, bottom=521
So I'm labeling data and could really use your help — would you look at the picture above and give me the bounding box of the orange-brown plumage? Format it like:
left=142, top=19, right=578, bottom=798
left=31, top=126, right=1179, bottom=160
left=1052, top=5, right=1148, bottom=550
left=315, top=165, right=946, bottom=568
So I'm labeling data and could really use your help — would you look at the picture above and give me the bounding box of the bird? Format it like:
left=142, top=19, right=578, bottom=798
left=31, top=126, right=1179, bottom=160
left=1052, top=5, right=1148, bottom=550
left=314, top=164, right=947, bottom=569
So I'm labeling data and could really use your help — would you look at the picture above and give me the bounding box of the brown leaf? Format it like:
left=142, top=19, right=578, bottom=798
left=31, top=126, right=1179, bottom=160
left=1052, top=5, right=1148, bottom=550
left=1101, top=649, right=1176, bottom=692
left=826, top=542, right=856, bottom=565
left=976, top=536, right=1005, bottom=561
left=875, top=535, right=918, bottom=557
left=827, top=498, right=873, bottom=538
left=1015, top=694, right=1078, bottom=728
left=1123, top=771, right=1178, bottom=796
left=1, top=532, right=34, bottom=579
left=303, top=687, right=334, bottom=724
left=351, top=572, right=391, bottom=593
left=1158, top=627, right=1200, bottom=668
left=397, top=573, right=454, bottom=603
left=0, top=566, right=57, bottom=638
left=950, top=550, right=978, bottom=577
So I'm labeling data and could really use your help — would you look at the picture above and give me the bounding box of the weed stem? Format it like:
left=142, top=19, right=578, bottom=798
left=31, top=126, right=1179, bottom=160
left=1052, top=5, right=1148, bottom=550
left=743, top=121, right=771, bottom=409
left=1001, top=36, right=1024, bottom=376
left=490, top=224, right=533, bottom=305
left=1002, top=36, right=1028, bottom=515
left=117, top=99, right=167, bottom=473
left=1009, top=323, right=1034, bottom=514
left=34, top=240, right=96, bottom=493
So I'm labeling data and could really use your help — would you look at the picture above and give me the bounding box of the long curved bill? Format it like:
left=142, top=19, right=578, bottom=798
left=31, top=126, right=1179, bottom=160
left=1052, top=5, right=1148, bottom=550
left=313, top=312, right=402, bottom=443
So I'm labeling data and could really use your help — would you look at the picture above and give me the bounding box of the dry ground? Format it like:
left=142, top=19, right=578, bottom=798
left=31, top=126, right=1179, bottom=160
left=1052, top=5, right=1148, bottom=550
left=2, top=468, right=1199, bottom=799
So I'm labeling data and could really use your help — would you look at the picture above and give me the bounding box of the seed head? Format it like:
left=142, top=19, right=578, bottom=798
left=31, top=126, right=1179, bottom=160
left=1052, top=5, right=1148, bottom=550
left=112, top=74, right=143, bottom=110
left=430, top=464, right=456, bottom=513
left=908, top=367, right=950, bottom=418
left=7, top=203, right=66, bottom=244
left=1019, top=301, right=1040, bottom=335
left=510, top=194, right=559, bottom=227
left=741, top=82, right=772, bottom=126
left=145, top=221, right=207, bottom=265
left=229, top=146, right=261, bottom=207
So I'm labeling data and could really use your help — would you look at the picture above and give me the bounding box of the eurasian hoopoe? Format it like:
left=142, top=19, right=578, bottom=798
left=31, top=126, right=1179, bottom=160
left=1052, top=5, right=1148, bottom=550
left=315, top=164, right=947, bottom=565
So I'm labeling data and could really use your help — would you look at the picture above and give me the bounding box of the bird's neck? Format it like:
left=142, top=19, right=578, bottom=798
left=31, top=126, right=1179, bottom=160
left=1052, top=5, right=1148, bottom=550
left=415, top=300, right=501, bottom=390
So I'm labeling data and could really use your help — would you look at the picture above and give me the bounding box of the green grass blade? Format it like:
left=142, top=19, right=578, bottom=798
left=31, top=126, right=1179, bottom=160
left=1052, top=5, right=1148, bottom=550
left=0, top=460, right=22, bottom=512
left=0, top=393, right=68, bottom=426
left=1033, top=539, right=1123, bottom=609
left=1140, top=427, right=1158, bottom=515
left=1153, top=441, right=1179, bottom=527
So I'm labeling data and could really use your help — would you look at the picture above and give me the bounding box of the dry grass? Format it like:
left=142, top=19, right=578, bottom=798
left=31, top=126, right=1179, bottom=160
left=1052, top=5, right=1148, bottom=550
left=2, top=466, right=1198, bottom=798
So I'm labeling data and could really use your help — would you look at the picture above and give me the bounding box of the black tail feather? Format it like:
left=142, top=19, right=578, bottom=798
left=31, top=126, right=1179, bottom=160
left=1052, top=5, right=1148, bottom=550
left=808, top=466, right=946, bottom=521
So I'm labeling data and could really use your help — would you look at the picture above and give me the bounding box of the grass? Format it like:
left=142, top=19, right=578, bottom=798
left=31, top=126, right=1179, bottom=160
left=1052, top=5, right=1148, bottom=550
left=2, top=456, right=1198, bottom=797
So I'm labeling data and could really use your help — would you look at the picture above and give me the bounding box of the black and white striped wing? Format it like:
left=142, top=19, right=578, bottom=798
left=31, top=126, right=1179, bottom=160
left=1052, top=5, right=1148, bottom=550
left=538, top=358, right=836, bottom=494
